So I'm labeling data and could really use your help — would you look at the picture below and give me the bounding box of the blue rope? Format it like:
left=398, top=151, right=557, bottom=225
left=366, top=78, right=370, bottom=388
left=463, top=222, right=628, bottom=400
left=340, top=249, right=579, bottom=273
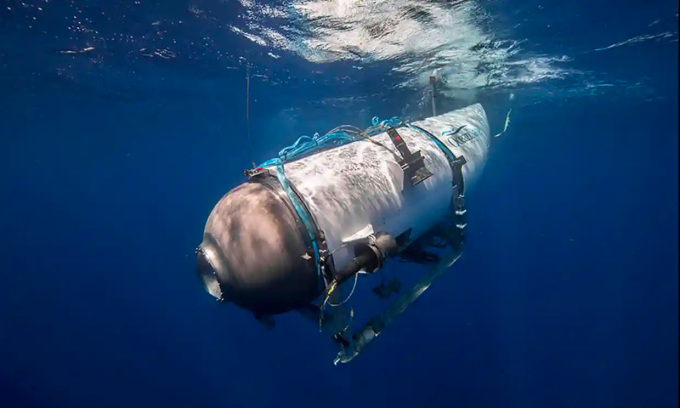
left=277, top=130, right=362, bottom=162
left=258, top=115, right=404, bottom=167
left=371, top=115, right=402, bottom=128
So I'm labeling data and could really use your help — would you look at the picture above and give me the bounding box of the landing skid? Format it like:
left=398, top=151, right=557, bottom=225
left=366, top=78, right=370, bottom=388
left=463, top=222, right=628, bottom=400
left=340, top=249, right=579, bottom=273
left=331, top=248, right=463, bottom=365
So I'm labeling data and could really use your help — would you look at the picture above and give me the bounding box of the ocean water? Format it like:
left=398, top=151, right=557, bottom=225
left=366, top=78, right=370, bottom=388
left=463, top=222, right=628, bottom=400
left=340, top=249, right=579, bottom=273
left=0, top=1, right=677, bottom=407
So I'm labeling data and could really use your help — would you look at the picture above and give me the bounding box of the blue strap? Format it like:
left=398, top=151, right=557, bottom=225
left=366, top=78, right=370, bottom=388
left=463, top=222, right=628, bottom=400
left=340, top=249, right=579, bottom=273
left=264, top=158, right=323, bottom=288
left=406, top=123, right=457, bottom=164
left=252, top=115, right=409, bottom=291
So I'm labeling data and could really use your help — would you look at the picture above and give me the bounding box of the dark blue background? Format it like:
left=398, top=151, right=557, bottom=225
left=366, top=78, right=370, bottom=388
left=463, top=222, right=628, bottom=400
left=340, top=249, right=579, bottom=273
left=1, top=1, right=677, bottom=407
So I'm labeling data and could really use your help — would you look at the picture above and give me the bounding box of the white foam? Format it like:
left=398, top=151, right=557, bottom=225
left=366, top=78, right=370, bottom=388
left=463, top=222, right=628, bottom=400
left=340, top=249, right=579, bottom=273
left=232, top=0, right=571, bottom=92
left=591, top=32, right=675, bottom=52
left=229, top=25, right=268, bottom=47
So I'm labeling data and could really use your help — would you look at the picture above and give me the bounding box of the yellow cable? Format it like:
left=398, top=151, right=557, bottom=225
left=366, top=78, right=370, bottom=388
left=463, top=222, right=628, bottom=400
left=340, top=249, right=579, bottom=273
left=494, top=108, right=512, bottom=138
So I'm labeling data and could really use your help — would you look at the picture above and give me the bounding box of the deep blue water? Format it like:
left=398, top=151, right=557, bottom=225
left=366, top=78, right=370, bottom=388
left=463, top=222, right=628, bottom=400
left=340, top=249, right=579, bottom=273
left=1, top=1, right=678, bottom=407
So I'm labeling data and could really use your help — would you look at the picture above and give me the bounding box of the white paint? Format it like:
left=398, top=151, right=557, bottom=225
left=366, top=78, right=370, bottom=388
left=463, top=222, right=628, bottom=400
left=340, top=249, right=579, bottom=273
left=277, top=104, right=490, bottom=274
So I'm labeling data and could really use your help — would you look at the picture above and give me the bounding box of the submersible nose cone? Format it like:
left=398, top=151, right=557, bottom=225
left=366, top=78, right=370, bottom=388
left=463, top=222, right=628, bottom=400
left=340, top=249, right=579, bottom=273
left=196, top=181, right=321, bottom=315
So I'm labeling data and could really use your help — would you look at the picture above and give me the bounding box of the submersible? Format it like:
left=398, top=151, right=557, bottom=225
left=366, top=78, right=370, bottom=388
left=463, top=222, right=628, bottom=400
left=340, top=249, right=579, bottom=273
left=195, top=102, right=491, bottom=364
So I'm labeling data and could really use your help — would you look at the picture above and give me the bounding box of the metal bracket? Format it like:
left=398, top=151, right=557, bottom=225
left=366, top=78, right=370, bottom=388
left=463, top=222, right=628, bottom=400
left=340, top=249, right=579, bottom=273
left=386, top=127, right=433, bottom=189
left=244, top=167, right=267, bottom=179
